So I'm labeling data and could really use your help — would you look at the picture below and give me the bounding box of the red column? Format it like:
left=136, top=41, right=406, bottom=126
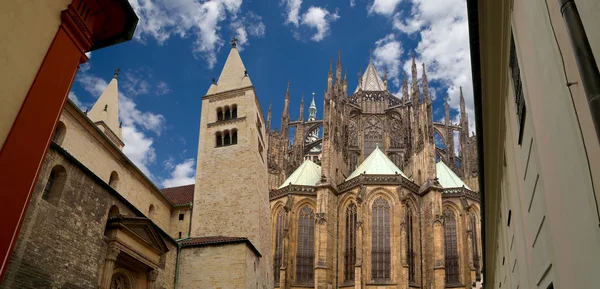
left=0, top=4, right=91, bottom=280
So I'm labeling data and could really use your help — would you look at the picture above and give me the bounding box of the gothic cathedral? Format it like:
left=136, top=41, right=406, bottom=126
left=266, top=52, right=481, bottom=289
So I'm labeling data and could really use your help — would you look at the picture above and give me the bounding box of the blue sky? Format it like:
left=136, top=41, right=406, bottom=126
left=69, top=0, right=474, bottom=188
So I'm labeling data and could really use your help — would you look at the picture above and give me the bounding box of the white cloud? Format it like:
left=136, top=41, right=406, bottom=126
left=230, top=11, right=266, bottom=51
left=161, top=158, right=196, bottom=187
left=122, top=71, right=151, bottom=96
left=156, top=81, right=172, bottom=95
left=68, top=92, right=86, bottom=110
left=78, top=75, right=108, bottom=96
left=350, top=0, right=356, bottom=7
left=368, top=0, right=403, bottom=16
left=128, top=0, right=263, bottom=68
left=301, top=7, right=340, bottom=42
left=282, top=0, right=303, bottom=26
left=397, top=0, right=475, bottom=133
left=119, top=95, right=165, bottom=135
left=122, top=126, right=157, bottom=177
left=373, top=34, right=403, bottom=88
left=85, top=51, right=92, bottom=59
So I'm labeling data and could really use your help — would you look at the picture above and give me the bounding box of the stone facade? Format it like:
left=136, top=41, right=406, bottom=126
left=0, top=145, right=177, bottom=289
left=267, top=53, right=482, bottom=289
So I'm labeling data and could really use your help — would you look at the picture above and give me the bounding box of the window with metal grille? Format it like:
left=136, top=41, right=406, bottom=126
left=274, top=209, right=286, bottom=284
left=470, top=213, right=481, bottom=281
left=406, top=207, right=416, bottom=283
left=371, top=197, right=390, bottom=281
left=509, top=32, right=527, bottom=145
left=444, top=209, right=460, bottom=284
left=344, top=203, right=357, bottom=282
left=296, top=206, right=315, bottom=284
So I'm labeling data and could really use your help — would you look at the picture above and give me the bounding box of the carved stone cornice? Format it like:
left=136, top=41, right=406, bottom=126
left=204, top=86, right=251, bottom=102
left=269, top=185, right=317, bottom=201
left=441, top=187, right=480, bottom=202
left=338, top=174, right=419, bottom=193
left=207, top=116, right=246, bottom=128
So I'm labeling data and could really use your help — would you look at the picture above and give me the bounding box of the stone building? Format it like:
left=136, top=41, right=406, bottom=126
left=0, top=41, right=271, bottom=289
left=267, top=53, right=482, bottom=289
left=470, top=0, right=600, bottom=289
left=0, top=38, right=481, bottom=289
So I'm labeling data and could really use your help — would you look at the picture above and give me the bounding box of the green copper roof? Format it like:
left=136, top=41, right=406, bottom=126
left=278, top=159, right=322, bottom=189
left=436, top=161, right=470, bottom=190
left=346, top=145, right=408, bottom=181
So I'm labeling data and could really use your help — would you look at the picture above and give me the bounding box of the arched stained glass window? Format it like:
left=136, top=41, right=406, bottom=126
left=344, top=203, right=357, bottom=282
left=444, top=209, right=460, bottom=284
left=371, top=197, right=390, bottom=281
left=273, top=209, right=286, bottom=284
left=296, top=206, right=315, bottom=284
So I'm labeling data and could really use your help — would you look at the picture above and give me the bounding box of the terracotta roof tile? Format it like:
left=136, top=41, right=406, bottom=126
left=178, top=236, right=261, bottom=257
left=161, top=184, right=194, bottom=205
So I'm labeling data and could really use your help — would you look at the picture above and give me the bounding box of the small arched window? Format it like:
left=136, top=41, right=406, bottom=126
left=217, top=107, right=224, bottom=121
left=444, top=209, right=460, bottom=284
left=42, top=165, right=67, bottom=205
left=109, top=171, right=119, bottom=189
left=344, top=203, right=357, bottom=282
left=232, top=104, right=238, bottom=119
left=224, top=105, right=231, bottom=120
left=296, top=206, right=315, bottom=284
left=223, top=130, right=231, bottom=145
left=52, top=121, right=66, bottom=145
left=372, top=197, right=390, bottom=281
left=148, top=204, right=155, bottom=219
left=216, top=131, right=223, bottom=147
left=231, top=129, right=238, bottom=144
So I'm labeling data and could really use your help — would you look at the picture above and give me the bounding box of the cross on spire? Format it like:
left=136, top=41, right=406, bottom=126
left=113, top=68, right=120, bottom=79
left=231, top=37, right=238, bottom=48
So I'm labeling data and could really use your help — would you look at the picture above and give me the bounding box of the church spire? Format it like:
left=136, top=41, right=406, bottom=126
left=282, top=82, right=291, bottom=135
left=299, top=92, right=305, bottom=121
left=411, top=52, right=420, bottom=103
left=460, top=87, right=468, bottom=130
left=88, top=68, right=123, bottom=148
left=383, top=67, right=388, bottom=91
left=402, top=71, right=408, bottom=100
left=328, top=59, right=333, bottom=91
left=309, top=92, right=317, bottom=121
left=336, top=50, right=342, bottom=83
left=422, top=63, right=430, bottom=104
left=206, top=38, right=252, bottom=95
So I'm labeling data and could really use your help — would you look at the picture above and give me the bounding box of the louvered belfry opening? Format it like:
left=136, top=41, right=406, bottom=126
left=344, top=203, right=357, bottom=282
left=444, top=209, right=460, bottom=284
left=371, top=197, right=390, bottom=281
left=407, top=207, right=416, bottom=283
left=274, top=209, right=286, bottom=284
left=296, top=206, right=315, bottom=285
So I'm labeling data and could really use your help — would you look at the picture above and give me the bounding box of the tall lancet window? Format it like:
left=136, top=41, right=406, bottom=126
left=344, top=203, right=357, bottom=282
left=371, top=197, right=390, bottom=281
left=406, top=207, right=416, bottom=283
left=296, top=206, right=315, bottom=285
left=274, top=209, right=286, bottom=284
left=444, top=209, right=460, bottom=284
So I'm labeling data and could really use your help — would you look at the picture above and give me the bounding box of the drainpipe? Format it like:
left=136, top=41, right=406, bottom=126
left=559, top=0, right=600, bottom=141
left=174, top=243, right=182, bottom=289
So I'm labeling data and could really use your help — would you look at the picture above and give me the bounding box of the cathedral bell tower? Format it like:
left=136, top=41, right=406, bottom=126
left=189, top=38, right=272, bottom=289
